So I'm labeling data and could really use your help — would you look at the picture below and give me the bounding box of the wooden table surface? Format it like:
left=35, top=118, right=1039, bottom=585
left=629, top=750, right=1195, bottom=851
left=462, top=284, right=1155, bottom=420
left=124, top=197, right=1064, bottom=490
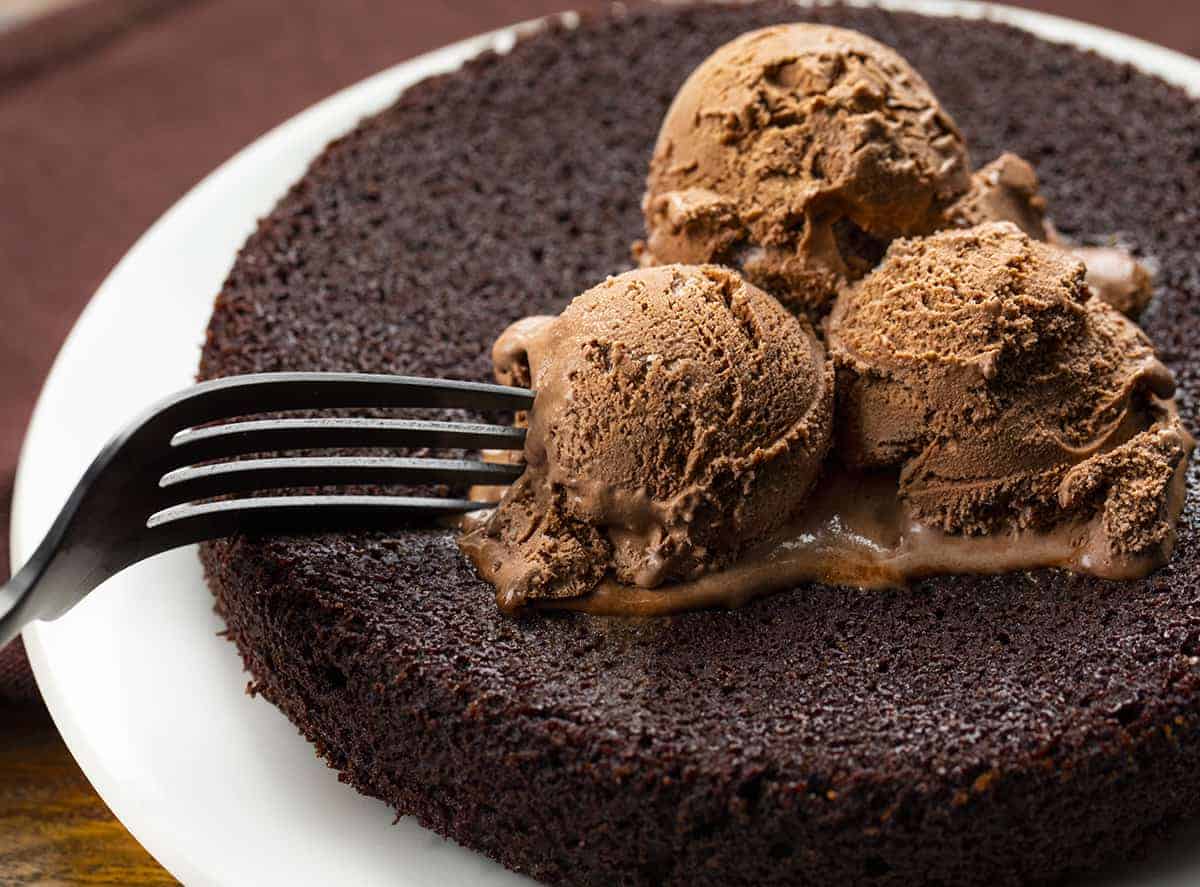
left=0, top=703, right=177, bottom=885
left=2, top=0, right=1197, bottom=884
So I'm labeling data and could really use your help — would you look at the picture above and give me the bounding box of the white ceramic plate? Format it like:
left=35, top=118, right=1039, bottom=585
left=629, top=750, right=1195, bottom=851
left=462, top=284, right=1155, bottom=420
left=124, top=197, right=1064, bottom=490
left=11, top=3, right=1200, bottom=884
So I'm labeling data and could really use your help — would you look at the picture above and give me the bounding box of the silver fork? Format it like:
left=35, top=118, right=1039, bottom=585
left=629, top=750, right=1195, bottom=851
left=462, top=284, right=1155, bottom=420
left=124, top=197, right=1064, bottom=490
left=0, top=372, right=533, bottom=647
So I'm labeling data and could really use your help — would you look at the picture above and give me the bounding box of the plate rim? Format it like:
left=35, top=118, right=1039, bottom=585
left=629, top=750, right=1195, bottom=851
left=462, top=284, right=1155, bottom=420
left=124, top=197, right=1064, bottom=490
left=11, top=2, right=1200, bottom=884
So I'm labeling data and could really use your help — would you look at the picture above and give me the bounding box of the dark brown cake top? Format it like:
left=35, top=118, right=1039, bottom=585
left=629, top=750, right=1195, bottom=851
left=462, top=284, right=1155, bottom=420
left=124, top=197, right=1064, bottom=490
left=200, top=6, right=1200, bottom=883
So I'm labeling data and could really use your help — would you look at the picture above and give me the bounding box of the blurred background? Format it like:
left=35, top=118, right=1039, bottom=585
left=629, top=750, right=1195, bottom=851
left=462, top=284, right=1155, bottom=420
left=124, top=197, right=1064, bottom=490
left=0, top=0, right=1196, bottom=882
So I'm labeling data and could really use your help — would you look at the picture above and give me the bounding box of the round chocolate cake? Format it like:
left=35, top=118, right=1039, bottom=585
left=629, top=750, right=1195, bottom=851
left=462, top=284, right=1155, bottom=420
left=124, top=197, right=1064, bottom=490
left=198, top=4, right=1200, bottom=885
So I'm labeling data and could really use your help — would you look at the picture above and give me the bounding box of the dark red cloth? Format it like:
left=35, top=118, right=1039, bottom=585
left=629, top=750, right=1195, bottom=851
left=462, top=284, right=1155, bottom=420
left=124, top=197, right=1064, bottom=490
left=1, top=0, right=1196, bottom=703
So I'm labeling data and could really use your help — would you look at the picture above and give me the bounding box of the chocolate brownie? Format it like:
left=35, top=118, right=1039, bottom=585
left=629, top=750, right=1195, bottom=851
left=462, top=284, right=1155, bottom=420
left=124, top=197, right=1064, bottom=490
left=198, top=3, right=1200, bottom=885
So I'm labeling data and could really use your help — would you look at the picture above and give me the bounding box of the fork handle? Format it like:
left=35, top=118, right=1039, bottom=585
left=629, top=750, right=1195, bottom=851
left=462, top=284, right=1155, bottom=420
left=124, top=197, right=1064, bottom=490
left=0, top=557, right=49, bottom=650
left=0, top=532, right=108, bottom=649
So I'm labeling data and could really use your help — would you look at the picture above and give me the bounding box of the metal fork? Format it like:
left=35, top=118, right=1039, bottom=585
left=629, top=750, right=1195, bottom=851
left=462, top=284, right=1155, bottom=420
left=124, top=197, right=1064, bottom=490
left=0, top=372, right=533, bottom=647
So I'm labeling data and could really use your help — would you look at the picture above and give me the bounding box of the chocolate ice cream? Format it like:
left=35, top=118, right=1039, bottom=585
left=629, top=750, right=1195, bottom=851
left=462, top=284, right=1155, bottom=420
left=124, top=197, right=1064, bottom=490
left=827, top=221, right=1190, bottom=564
left=946, top=152, right=1047, bottom=240
left=635, top=24, right=971, bottom=316
left=1072, top=243, right=1155, bottom=316
left=459, top=264, right=834, bottom=611
left=459, top=24, right=1186, bottom=615
left=636, top=24, right=1155, bottom=321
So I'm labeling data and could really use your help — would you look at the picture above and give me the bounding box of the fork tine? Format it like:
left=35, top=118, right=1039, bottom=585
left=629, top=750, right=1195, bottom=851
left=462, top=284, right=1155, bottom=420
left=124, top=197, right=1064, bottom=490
left=170, top=417, right=526, bottom=463
left=146, top=495, right=488, bottom=548
left=151, top=373, right=534, bottom=435
left=159, top=456, right=524, bottom=501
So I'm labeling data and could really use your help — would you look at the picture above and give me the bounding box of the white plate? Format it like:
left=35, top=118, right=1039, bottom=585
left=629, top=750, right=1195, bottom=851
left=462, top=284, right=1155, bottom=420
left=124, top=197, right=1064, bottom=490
left=11, top=3, right=1200, bottom=885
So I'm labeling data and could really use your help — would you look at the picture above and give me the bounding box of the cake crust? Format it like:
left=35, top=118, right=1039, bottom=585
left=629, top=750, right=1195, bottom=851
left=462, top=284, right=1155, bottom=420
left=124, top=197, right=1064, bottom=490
left=199, top=4, right=1200, bottom=884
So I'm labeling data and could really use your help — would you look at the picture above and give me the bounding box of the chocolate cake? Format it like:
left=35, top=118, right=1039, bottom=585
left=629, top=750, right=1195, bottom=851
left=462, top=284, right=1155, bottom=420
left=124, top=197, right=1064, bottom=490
left=198, top=3, right=1200, bottom=885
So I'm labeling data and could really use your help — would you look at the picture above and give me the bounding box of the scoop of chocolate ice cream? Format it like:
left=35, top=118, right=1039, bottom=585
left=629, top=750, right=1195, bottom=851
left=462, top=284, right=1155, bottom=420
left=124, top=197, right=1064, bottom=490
left=460, top=264, right=834, bottom=610
left=636, top=24, right=971, bottom=317
left=827, top=222, right=1189, bottom=559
